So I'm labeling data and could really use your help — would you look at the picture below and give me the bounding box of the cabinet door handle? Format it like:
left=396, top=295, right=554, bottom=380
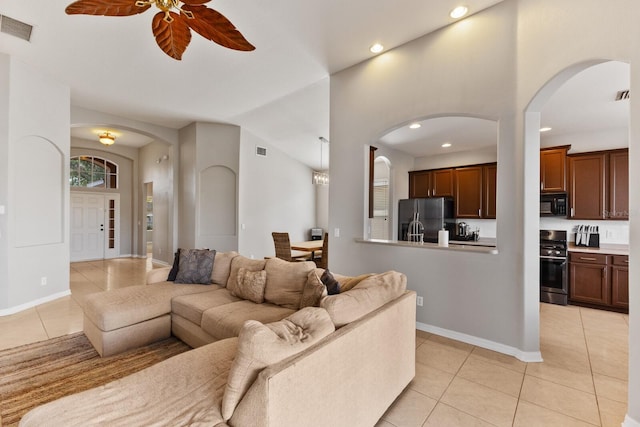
left=624, top=260, right=629, bottom=263
left=579, top=257, right=597, bottom=261
left=540, top=182, right=543, bottom=191
left=571, top=207, right=575, bottom=217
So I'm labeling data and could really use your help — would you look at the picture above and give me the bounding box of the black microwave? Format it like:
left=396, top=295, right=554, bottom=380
left=540, top=194, right=567, bottom=216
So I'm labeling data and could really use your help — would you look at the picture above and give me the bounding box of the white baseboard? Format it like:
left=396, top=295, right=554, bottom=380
left=624, top=414, right=640, bottom=427
left=416, top=322, right=543, bottom=363
left=0, top=289, right=71, bottom=317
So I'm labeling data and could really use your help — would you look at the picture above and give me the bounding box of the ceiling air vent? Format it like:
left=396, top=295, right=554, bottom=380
left=0, top=14, right=33, bottom=42
left=255, top=146, right=267, bottom=157
left=615, top=90, right=630, bottom=101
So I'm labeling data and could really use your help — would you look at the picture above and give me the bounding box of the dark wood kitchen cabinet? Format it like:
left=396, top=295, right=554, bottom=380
left=608, top=150, right=628, bottom=219
left=540, top=146, right=569, bottom=193
left=454, top=166, right=483, bottom=218
left=569, top=252, right=628, bottom=312
left=408, top=169, right=454, bottom=198
left=483, top=163, right=497, bottom=219
left=611, top=255, right=629, bottom=309
left=568, top=153, right=606, bottom=219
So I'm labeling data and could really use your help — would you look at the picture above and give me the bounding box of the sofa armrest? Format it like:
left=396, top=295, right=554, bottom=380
left=230, top=291, right=416, bottom=427
left=146, top=267, right=172, bottom=285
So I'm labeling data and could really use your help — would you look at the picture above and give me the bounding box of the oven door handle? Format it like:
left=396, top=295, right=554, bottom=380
left=540, top=256, right=567, bottom=262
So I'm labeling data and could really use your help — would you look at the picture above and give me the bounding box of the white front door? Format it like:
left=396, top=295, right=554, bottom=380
left=70, top=193, right=120, bottom=262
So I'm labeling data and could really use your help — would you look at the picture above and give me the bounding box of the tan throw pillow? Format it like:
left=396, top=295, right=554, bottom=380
left=339, top=273, right=375, bottom=292
left=211, top=251, right=239, bottom=286
left=264, top=257, right=315, bottom=310
left=227, top=256, right=266, bottom=295
left=222, top=307, right=335, bottom=420
left=320, top=270, right=407, bottom=328
left=232, top=267, right=267, bottom=303
left=299, top=270, right=328, bottom=308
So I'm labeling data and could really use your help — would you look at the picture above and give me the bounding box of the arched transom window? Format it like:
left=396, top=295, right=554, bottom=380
left=70, top=156, right=119, bottom=189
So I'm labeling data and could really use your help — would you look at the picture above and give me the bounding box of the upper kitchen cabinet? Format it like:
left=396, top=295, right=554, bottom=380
left=608, top=149, right=628, bottom=219
left=409, top=168, right=454, bottom=198
left=567, top=149, right=628, bottom=220
left=568, top=153, right=607, bottom=219
left=455, top=166, right=483, bottom=218
left=483, top=163, right=497, bottom=219
left=540, top=146, right=569, bottom=193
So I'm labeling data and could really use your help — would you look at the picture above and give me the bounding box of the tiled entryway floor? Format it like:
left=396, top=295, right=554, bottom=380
left=0, top=258, right=629, bottom=426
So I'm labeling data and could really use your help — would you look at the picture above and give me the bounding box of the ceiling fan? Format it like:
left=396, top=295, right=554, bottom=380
left=65, top=0, right=255, bottom=60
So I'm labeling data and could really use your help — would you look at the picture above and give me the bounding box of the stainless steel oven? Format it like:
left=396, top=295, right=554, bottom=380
left=540, top=230, right=568, bottom=305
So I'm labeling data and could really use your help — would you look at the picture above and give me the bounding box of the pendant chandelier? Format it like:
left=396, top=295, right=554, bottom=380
left=313, top=136, right=329, bottom=185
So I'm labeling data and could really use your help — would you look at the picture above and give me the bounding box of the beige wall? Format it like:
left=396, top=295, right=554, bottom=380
left=328, top=0, right=639, bottom=422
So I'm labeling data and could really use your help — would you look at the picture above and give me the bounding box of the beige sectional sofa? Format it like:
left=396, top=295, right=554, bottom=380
left=20, top=251, right=416, bottom=427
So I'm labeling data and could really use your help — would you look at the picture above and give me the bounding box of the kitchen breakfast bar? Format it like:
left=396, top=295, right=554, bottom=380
left=356, top=238, right=499, bottom=255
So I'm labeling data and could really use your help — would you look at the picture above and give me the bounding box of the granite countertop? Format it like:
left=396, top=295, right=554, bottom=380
left=355, top=238, right=498, bottom=254
left=568, top=243, right=629, bottom=256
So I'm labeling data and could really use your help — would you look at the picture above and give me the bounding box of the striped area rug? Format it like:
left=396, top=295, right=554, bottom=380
left=0, top=332, right=190, bottom=426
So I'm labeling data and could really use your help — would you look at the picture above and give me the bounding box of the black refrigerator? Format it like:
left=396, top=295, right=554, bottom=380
left=398, top=198, right=456, bottom=243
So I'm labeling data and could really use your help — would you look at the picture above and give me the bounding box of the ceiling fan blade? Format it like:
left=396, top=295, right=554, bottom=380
left=181, top=5, right=255, bottom=51
left=152, top=11, right=192, bottom=60
left=65, top=0, right=150, bottom=16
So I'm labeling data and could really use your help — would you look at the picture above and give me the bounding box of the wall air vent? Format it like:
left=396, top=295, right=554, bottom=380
left=255, top=146, right=267, bottom=157
left=0, top=14, right=33, bottom=42
left=615, top=90, right=630, bottom=101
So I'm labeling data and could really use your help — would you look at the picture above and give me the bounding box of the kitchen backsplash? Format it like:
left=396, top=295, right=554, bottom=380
left=454, top=218, right=629, bottom=245
left=540, top=218, right=629, bottom=245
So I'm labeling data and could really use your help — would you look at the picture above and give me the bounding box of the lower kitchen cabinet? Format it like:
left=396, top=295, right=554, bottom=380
left=569, top=252, right=628, bottom=312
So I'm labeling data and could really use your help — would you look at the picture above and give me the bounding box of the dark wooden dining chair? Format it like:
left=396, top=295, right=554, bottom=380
left=272, top=232, right=312, bottom=261
left=314, top=233, right=329, bottom=269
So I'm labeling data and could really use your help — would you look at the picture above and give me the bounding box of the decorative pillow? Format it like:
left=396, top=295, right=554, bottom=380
left=299, top=270, right=328, bottom=308
left=320, top=270, right=407, bottom=328
left=320, top=269, right=340, bottom=295
left=227, top=256, right=267, bottom=294
left=174, top=249, right=216, bottom=284
left=264, top=257, right=315, bottom=310
left=166, top=249, right=181, bottom=281
left=232, top=267, right=267, bottom=303
left=339, top=273, right=375, bottom=292
left=221, top=307, right=335, bottom=420
left=211, top=251, right=239, bottom=286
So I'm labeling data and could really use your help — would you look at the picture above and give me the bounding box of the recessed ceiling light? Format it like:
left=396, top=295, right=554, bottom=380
left=409, top=123, right=421, bottom=129
left=370, top=43, right=384, bottom=54
left=450, top=6, right=468, bottom=19
left=540, top=127, right=552, bottom=132
left=442, top=143, right=452, bottom=148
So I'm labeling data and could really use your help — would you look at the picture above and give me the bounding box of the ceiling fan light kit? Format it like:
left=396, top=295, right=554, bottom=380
left=65, top=0, right=255, bottom=60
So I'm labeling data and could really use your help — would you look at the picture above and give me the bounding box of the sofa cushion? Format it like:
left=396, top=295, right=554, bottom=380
left=211, top=251, right=239, bottom=286
left=233, top=267, right=267, bottom=304
left=226, top=256, right=266, bottom=295
left=320, top=270, right=407, bottom=328
left=20, top=337, right=238, bottom=427
left=221, top=307, right=335, bottom=420
left=338, top=273, right=375, bottom=292
left=84, top=283, right=221, bottom=331
left=264, top=257, right=315, bottom=310
left=175, top=249, right=216, bottom=284
left=171, top=288, right=240, bottom=326
left=201, top=300, right=294, bottom=341
left=299, top=269, right=328, bottom=308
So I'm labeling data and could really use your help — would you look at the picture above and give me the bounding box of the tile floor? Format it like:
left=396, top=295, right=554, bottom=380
left=0, top=258, right=629, bottom=426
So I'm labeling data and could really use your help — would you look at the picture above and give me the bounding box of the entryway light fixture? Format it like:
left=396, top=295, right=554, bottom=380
left=99, top=132, right=115, bottom=146
left=409, top=123, right=421, bottom=129
left=442, top=142, right=452, bottom=148
left=313, top=136, right=330, bottom=185
left=540, top=127, right=552, bottom=132
left=450, top=6, right=468, bottom=19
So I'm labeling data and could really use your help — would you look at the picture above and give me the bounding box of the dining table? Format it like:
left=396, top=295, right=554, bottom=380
left=291, top=240, right=324, bottom=258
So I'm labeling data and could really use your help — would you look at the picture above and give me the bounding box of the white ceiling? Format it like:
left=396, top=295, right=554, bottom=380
left=2, top=1, right=628, bottom=167
left=2, top=0, right=504, bottom=169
